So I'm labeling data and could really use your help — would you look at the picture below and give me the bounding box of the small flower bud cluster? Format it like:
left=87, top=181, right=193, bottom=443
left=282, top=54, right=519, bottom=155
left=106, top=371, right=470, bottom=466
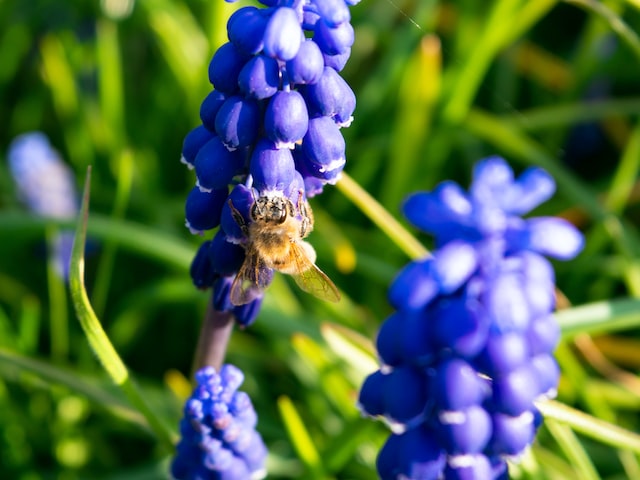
left=358, top=157, right=584, bottom=479
left=171, top=365, right=268, bottom=480
left=183, top=0, right=357, bottom=323
left=7, top=132, right=79, bottom=279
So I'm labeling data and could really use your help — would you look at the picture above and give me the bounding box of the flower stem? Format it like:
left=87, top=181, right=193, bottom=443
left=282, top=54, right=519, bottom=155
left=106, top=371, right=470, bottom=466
left=191, top=301, right=235, bottom=377
left=69, top=166, right=174, bottom=453
left=336, top=172, right=429, bottom=261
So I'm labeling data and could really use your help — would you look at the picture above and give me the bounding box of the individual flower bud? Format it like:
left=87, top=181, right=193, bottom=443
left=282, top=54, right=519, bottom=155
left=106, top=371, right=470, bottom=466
left=375, top=312, right=406, bottom=367
left=508, top=216, right=585, bottom=260
left=249, top=139, right=296, bottom=194
left=286, top=40, right=325, bottom=85
left=293, top=148, right=327, bottom=197
left=313, top=20, right=355, bottom=56
left=199, top=90, right=226, bottom=132
left=185, top=186, right=229, bottom=234
left=491, top=364, right=539, bottom=416
left=431, top=298, right=488, bottom=358
left=304, top=67, right=356, bottom=126
left=194, top=136, right=245, bottom=191
left=233, top=295, right=264, bottom=327
left=300, top=116, right=345, bottom=181
left=238, top=54, right=280, bottom=100
left=171, top=365, right=267, bottom=480
left=483, top=271, right=531, bottom=332
left=312, top=0, right=351, bottom=27
left=181, top=125, right=215, bottom=169
left=264, top=90, right=309, bottom=149
left=208, top=42, right=250, bottom=94
left=431, top=358, right=486, bottom=411
left=382, top=366, right=429, bottom=427
left=435, top=405, right=492, bottom=454
left=215, top=95, right=261, bottom=150
left=227, top=6, right=268, bottom=55
left=488, top=411, right=536, bottom=456
left=263, top=7, right=303, bottom=61
left=283, top=170, right=306, bottom=205
left=444, top=455, right=494, bottom=480
left=190, top=240, right=216, bottom=289
left=221, top=184, right=255, bottom=242
left=377, top=427, right=446, bottom=480
left=526, top=314, right=560, bottom=355
left=530, top=354, right=560, bottom=398
left=209, top=230, right=245, bottom=276
left=302, top=9, right=320, bottom=30
left=322, top=48, right=351, bottom=71
left=478, top=332, right=530, bottom=377
left=388, top=259, right=439, bottom=311
left=358, top=370, right=387, bottom=417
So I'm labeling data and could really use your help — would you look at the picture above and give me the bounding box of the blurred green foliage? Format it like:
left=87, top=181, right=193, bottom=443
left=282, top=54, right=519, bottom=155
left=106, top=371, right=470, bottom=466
left=2, top=0, right=640, bottom=479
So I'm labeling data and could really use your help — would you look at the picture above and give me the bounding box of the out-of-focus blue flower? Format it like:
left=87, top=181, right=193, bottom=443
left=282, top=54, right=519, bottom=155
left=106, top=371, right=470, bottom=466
left=183, top=0, right=357, bottom=321
left=171, top=365, right=267, bottom=480
left=7, top=132, right=79, bottom=279
left=358, top=157, right=584, bottom=480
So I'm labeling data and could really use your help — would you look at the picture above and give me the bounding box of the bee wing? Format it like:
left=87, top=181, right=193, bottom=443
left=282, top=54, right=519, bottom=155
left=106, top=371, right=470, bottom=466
left=290, top=244, right=341, bottom=303
left=230, top=251, right=273, bottom=306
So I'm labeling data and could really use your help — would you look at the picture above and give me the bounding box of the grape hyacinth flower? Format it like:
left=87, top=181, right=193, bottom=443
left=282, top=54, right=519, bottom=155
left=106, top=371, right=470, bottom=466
left=183, top=0, right=357, bottom=321
left=358, top=157, right=584, bottom=480
left=171, top=365, right=268, bottom=480
left=7, top=132, right=79, bottom=280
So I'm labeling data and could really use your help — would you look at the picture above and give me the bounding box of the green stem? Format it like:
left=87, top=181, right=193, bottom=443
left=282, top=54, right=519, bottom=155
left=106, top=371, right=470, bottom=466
left=538, top=399, right=640, bottom=455
left=336, top=172, right=429, bottom=261
left=69, top=167, right=174, bottom=453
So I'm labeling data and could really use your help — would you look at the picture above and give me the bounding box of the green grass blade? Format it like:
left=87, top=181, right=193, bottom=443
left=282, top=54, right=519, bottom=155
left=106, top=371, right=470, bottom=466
left=557, top=297, right=640, bottom=338
left=69, top=167, right=174, bottom=453
left=545, top=419, right=601, bottom=480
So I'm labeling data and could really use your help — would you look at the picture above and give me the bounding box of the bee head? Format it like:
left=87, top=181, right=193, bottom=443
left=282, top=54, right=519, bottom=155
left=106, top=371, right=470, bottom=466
left=251, top=195, right=294, bottom=224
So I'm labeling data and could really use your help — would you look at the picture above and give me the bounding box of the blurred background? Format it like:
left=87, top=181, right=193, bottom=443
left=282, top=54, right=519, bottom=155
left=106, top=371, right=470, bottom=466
left=2, top=0, right=640, bottom=478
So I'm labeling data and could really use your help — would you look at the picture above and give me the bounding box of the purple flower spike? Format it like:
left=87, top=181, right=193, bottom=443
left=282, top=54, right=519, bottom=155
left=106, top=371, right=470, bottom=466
left=359, top=157, right=584, bottom=479
left=313, top=20, right=355, bottom=56
left=208, top=42, right=249, bottom=94
left=264, top=90, right=309, bottom=149
left=286, top=40, right=325, bottom=85
left=249, top=139, right=296, bottom=194
left=181, top=125, right=215, bottom=169
left=300, top=116, right=346, bottom=181
left=194, top=136, right=244, bottom=191
left=185, top=186, right=229, bottom=234
left=263, top=7, right=303, bottom=61
left=227, top=6, right=268, bottom=55
left=238, top=54, right=280, bottom=100
left=305, top=66, right=356, bottom=126
left=171, top=365, right=267, bottom=479
left=215, top=95, right=261, bottom=150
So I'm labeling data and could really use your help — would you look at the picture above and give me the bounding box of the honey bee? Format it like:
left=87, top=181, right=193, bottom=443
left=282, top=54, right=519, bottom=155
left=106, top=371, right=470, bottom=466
left=227, top=191, right=341, bottom=306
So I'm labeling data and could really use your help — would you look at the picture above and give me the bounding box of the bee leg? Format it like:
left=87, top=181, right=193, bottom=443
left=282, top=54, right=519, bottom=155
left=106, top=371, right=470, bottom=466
left=297, top=190, right=314, bottom=238
left=228, top=198, right=249, bottom=236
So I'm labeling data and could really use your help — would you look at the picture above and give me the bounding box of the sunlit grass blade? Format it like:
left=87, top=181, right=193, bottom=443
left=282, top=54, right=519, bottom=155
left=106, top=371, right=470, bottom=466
left=336, top=172, right=428, bottom=260
left=69, top=167, right=174, bottom=453
left=538, top=399, right=640, bottom=455
left=277, top=395, right=325, bottom=480
left=545, top=418, right=601, bottom=480
left=556, top=297, right=640, bottom=339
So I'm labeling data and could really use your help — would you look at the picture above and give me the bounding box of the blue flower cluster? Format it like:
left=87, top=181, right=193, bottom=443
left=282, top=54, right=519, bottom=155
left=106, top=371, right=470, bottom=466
left=171, top=365, right=268, bottom=480
left=7, top=132, right=79, bottom=280
left=183, top=0, right=357, bottom=325
left=358, top=157, right=584, bottom=479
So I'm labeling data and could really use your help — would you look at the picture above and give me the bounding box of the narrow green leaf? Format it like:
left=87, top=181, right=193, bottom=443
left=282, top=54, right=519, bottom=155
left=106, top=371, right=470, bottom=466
left=556, top=297, right=640, bottom=339
left=69, top=167, right=174, bottom=453
left=545, top=419, right=601, bottom=480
